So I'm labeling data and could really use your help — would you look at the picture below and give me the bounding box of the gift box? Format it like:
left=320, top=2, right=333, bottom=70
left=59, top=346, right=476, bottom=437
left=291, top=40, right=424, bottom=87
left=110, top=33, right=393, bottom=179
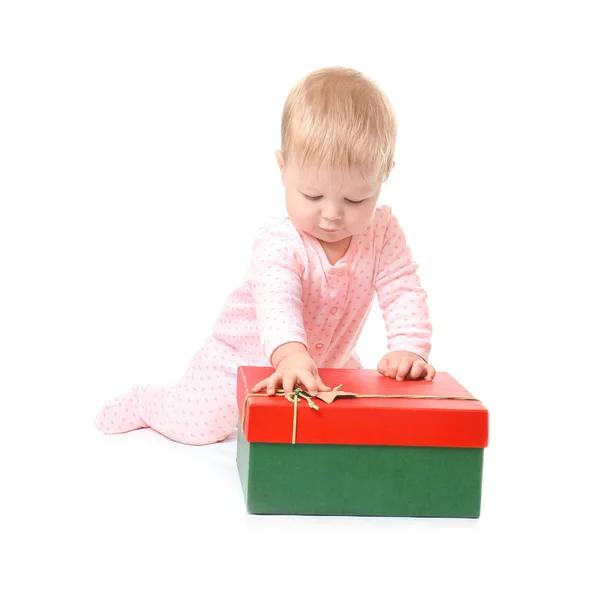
left=236, top=366, right=489, bottom=518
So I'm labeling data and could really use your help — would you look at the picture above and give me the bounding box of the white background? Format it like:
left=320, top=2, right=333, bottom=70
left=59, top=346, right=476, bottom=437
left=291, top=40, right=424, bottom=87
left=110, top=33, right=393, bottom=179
left=1, top=1, right=599, bottom=592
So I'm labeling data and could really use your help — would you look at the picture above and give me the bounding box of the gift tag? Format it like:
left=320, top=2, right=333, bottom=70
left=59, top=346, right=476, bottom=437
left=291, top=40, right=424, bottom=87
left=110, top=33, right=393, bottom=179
left=315, top=386, right=358, bottom=404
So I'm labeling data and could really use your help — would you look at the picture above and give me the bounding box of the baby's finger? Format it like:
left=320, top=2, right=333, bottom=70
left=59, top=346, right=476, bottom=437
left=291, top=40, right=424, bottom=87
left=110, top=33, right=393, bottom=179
left=295, top=369, right=319, bottom=395
left=387, top=361, right=400, bottom=378
left=283, top=372, right=299, bottom=396
left=395, top=360, right=413, bottom=381
left=266, top=372, right=283, bottom=395
left=377, top=358, right=389, bottom=376
left=424, top=365, right=436, bottom=381
left=252, top=378, right=269, bottom=392
left=316, top=377, right=332, bottom=392
left=407, top=360, right=427, bottom=380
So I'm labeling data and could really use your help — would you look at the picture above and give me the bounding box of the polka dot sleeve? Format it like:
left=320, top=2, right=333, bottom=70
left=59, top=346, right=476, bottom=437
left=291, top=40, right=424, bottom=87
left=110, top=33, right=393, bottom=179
left=374, top=210, right=432, bottom=361
left=248, top=225, right=309, bottom=365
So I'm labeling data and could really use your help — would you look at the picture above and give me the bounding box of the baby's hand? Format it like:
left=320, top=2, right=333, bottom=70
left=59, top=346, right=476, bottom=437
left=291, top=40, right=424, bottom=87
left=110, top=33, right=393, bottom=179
left=377, top=350, right=436, bottom=382
left=252, top=352, right=332, bottom=397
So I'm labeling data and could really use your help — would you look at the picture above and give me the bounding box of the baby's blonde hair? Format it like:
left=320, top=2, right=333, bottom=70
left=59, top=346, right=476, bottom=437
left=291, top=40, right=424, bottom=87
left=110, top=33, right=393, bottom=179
left=281, top=67, right=397, bottom=183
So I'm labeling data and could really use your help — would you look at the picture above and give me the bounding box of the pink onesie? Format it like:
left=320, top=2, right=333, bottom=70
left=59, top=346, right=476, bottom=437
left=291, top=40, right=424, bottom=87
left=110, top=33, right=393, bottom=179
left=94, top=204, right=432, bottom=445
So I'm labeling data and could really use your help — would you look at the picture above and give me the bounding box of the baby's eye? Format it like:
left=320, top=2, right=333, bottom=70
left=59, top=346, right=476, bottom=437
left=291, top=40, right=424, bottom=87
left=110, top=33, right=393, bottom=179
left=345, top=198, right=365, bottom=205
left=302, top=194, right=323, bottom=201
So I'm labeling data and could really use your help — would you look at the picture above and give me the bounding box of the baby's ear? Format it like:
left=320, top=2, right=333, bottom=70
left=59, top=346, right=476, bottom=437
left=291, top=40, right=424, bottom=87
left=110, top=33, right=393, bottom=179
left=275, top=150, right=285, bottom=174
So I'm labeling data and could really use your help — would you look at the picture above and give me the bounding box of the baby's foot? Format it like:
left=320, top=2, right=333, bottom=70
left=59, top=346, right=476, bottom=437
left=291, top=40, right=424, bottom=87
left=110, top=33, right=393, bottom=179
left=94, top=388, right=149, bottom=435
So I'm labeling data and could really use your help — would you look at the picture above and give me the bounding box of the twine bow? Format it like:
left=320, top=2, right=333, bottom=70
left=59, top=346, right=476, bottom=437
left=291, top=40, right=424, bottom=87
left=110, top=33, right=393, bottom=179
left=284, top=388, right=320, bottom=444
left=241, top=386, right=324, bottom=444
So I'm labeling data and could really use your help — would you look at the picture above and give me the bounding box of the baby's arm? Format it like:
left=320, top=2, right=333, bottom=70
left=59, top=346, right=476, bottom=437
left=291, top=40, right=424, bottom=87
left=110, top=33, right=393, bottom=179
left=248, top=226, right=331, bottom=395
left=375, top=212, right=435, bottom=380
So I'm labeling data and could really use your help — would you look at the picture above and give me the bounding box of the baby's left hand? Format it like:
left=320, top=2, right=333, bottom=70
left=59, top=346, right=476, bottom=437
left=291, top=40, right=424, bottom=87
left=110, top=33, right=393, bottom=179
left=377, top=350, right=436, bottom=382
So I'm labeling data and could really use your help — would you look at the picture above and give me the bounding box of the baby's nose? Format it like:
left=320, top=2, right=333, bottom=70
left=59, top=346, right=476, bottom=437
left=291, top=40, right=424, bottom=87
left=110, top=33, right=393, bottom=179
left=322, top=206, right=343, bottom=220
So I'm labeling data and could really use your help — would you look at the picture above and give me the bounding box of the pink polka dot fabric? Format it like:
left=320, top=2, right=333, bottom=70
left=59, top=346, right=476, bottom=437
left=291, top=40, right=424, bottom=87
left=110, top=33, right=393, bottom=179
left=95, top=205, right=432, bottom=445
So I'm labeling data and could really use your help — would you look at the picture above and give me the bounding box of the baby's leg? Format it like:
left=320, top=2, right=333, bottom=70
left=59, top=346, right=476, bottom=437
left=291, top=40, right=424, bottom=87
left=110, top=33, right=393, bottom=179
left=94, top=385, right=150, bottom=435
left=140, top=360, right=238, bottom=445
left=95, top=341, right=239, bottom=445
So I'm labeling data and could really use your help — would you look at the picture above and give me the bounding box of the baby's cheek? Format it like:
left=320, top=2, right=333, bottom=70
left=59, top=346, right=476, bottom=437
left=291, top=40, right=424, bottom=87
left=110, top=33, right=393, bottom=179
left=350, top=209, right=375, bottom=234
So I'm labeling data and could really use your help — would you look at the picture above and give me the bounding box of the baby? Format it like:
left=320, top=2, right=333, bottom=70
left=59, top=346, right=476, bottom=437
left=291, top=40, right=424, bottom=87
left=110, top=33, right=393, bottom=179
left=95, top=66, right=436, bottom=446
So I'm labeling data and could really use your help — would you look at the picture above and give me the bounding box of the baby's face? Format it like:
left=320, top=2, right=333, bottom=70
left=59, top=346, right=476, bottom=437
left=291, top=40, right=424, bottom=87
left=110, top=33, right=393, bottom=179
left=277, top=151, right=382, bottom=247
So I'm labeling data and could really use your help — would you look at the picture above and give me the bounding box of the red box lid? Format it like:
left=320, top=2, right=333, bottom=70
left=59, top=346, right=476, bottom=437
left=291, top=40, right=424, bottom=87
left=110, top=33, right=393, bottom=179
left=237, top=367, right=488, bottom=448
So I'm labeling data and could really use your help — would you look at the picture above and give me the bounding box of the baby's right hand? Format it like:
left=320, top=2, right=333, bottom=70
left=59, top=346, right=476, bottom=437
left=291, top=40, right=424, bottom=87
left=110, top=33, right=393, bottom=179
left=252, top=352, right=332, bottom=397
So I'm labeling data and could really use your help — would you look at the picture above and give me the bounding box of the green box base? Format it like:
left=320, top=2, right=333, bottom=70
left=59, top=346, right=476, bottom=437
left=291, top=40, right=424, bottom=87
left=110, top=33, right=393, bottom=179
left=237, top=426, right=483, bottom=518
